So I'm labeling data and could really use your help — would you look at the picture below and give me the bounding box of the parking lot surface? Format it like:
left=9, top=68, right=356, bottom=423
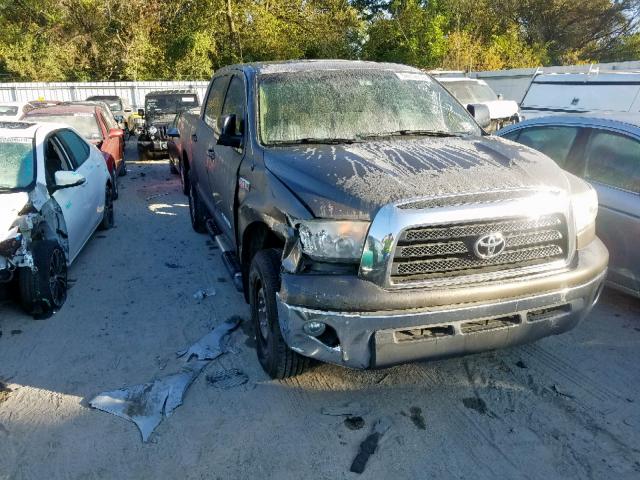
left=1, top=143, right=639, bottom=479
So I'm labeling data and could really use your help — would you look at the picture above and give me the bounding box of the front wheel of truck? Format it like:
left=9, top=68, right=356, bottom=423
left=250, top=249, right=309, bottom=379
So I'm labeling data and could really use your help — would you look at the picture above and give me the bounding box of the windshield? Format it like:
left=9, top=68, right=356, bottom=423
left=87, top=97, right=122, bottom=112
left=258, top=69, right=479, bottom=145
left=0, top=138, right=34, bottom=190
left=442, top=81, right=498, bottom=104
left=28, top=113, right=102, bottom=141
left=0, top=106, right=19, bottom=117
left=146, top=95, right=199, bottom=115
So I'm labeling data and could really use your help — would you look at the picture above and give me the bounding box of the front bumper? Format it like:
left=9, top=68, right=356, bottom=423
left=277, top=238, right=608, bottom=369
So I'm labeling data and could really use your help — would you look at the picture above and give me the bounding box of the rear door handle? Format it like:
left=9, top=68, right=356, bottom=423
left=207, top=148, right=216, bottom=160
left=192, top=134, right=198, bottom=142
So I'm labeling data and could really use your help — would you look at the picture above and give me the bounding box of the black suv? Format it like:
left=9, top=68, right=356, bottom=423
left=137, top=90, right=199, bottom=159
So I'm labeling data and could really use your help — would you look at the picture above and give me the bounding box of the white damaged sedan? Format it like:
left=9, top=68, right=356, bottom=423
left=0, top=121, right=115, bottom=315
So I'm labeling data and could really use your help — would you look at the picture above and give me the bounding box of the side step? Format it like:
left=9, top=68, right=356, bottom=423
left=206, top=219, right=244, bottom=293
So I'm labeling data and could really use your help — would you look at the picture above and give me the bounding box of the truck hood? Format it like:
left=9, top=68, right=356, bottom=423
left=0, top=192, right=29, bottom=239
left=263, top=136, right=568, bottom=220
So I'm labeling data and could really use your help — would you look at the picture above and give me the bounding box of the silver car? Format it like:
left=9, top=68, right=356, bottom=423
left=498, top=114, right=640, bottom=297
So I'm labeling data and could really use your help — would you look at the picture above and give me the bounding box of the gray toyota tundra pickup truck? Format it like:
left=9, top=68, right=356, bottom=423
left=179, top=60, right=608, bottom=378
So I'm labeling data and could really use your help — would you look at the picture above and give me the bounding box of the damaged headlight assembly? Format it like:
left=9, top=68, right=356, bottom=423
left=297, top=220, right=370, bottom=263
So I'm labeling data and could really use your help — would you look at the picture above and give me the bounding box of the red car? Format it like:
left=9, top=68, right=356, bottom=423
left=22, top=102, right=126, bottom=197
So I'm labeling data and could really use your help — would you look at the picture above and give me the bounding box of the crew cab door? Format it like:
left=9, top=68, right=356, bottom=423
left=211, top=74, right=247, bottom=243
left=193, top=75, right=229, bottom=214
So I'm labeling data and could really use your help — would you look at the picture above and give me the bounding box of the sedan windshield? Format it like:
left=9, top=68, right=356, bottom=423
left=28, top=113, right=102, bottom=140
left=443, top=81, right=498, bottom=104
left=0, top=138, right=34, bottom=190
left=146, top=95, right=199, bottom=115
left=258, top=69, right=480, bottom=145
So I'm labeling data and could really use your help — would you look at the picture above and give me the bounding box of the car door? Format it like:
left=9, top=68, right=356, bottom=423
left=193, top=75, right=229, bottom=214
left=98, top=108, right=123, bottom=169
left=500, top=125, right=582, bottom=171
left=579, top=128, right=640, bottom=295
left=210, top=74, right=247, bottom=243
left=44, top=133, right=89, bottom=261
left=56, top=129, right=105, bottom=250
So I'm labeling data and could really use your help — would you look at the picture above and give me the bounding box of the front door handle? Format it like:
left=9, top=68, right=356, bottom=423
left=192, top=134, right=198, bottom=142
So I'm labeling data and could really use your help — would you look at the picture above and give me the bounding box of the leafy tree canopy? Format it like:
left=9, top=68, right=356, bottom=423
left=0, top=0, right=637, bottom=81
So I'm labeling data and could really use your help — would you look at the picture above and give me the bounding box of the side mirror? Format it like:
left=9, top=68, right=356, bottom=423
left=467, top=104, right=491, bottom=130
left=108, top=128, right=124, bottom=138
left=497, top=93, right=504, bottom=100
left=167, top=127, right=180, bottom=138
left=54, top=171, right=86, bottom=190
left=217, top=114, right=242, bottom=148
left=137, top=108, right=145, bottom=118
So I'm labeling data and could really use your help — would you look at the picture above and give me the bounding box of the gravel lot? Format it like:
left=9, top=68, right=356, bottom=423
left=1, top=143, right=640, bottom=479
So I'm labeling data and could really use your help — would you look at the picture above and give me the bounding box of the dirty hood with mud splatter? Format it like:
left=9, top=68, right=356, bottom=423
left=263, top=135, right=569, bottom=220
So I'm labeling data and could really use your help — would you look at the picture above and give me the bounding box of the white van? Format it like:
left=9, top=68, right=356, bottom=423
left=520, top=71, right=640, bottom=120
left=436, top=77, right=520, bottom=132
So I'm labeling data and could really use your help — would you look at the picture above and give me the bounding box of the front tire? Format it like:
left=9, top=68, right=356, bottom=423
left=180, top=158, right=190, bottom=195
left=19, top=240, right=67, bottom=315
left=249, top=249, right=309, bottom=379
left=99, top=184, right=115, bottom=230
left=188, top=180, right=207, bottom=233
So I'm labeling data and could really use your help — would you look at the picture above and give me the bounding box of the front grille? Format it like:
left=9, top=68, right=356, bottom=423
left=390, top=214, right=567, bottom=284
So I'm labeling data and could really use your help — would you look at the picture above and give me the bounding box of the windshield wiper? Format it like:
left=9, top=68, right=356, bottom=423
left=361, top=130, right=465, bottom=139
left=268, top=137, right=359, bottom=145
left=0, top=186, right=16, bottom=193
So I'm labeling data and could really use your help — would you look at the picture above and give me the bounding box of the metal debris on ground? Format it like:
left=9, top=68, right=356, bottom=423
left=90, top=318, right=240, bottom=442
left=349, top=417, right=392, bottom=474
left=206, top=368, right=249, bottom=390
left=176, top=316, right=240, bottom=361
left=90, top=361, right=207, bottom=442
left=321, top=401, right=370, bottom=417
left=193, top=288, right=216, bottom=300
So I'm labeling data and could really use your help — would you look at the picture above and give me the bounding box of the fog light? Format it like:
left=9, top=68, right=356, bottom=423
left=303, top=321, right=326, bottom=337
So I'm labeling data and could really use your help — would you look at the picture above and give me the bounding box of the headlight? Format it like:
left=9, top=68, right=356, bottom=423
left=297, top=220, right=370, bottom=263
left=148, top=126, right=158, bottom=135
left=570, top=180, right=598, bottom=249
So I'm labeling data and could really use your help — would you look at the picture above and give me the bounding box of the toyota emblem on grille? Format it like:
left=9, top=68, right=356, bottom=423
left=473, top=232, right=506, bottom=259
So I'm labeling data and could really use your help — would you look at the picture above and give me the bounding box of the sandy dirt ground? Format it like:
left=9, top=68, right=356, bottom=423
left=1, top=142, right=640, bottom=479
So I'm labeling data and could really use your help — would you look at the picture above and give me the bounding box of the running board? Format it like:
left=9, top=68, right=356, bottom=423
left=205, top=219, right=244, bottom=293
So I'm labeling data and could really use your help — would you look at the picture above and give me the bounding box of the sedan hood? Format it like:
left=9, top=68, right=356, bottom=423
left=0, top=192, right=29, bottom=238
left=264, top=136, right=568, bottom=220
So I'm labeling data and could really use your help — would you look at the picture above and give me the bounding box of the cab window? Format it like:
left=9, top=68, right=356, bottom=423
left=514, top=126, right=580, bottom=167
left=584, top=129, right=640, bottom=193
left=204, top=76, right=229, bottom=133
left=221, top=75, right=246, bottom=136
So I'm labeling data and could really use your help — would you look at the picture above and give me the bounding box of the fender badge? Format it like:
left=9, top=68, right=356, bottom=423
left=238, top=177, right=251, bottom=192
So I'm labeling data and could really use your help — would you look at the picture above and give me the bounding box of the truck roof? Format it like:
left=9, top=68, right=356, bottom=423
left=219, top=59, right=421, bottom=76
